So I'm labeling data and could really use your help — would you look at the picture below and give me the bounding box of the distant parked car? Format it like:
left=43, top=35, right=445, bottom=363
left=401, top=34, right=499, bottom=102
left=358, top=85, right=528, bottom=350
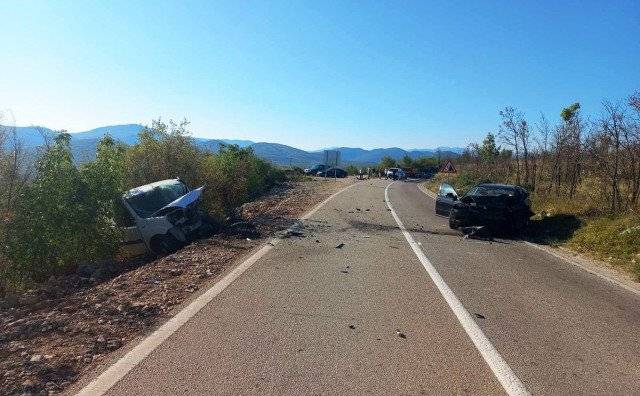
left=120, top=179, right=208, bottom=255
left=402, top=168, right=416, bottom=178
left=304, top=164, right=329, bottom=175
left=436, top=183, right=533, bottom=233
left=386, top=167, right=401, bottom=179
left=317, top=168, right=347, bottom=178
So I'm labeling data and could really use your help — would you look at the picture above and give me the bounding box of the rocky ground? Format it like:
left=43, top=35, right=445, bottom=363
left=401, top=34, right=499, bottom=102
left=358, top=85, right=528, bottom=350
left=0, top=178, right=350, bottom=396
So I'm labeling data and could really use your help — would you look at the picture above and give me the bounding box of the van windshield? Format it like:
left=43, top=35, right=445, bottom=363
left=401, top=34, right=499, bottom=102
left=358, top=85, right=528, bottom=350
left=124, top=180, right=188, bottom=218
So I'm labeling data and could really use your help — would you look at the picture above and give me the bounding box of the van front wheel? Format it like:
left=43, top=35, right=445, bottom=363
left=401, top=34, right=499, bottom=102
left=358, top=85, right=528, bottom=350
left=150, top=234, right=182, bottom=256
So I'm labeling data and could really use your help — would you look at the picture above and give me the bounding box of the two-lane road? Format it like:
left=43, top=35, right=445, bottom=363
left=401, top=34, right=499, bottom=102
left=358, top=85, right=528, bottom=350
left=78, top=179, right=640, bottom=395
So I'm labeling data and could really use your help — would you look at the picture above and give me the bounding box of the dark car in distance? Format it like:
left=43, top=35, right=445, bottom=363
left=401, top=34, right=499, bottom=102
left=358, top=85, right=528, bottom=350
left=317, top=167, right=348, bottom=178
left=304, top=164, right=329, bottom=175
left=436, top=183, right=534, bottom=233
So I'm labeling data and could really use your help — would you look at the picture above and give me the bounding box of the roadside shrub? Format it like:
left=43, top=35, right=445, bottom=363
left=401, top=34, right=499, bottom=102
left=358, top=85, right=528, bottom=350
left=200, top=144, right=284, bottom=219
left=282, top=167, right=310, bottom=182
left=4, top=134, right=124, bottom=283
left=345, top=165, right=359, bottom=175
left=124, top=119, right=202, bottom=188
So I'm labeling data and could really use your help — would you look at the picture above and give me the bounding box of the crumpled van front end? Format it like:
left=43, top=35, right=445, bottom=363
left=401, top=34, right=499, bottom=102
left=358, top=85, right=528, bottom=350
left=121, top=179, right=206, bottom=255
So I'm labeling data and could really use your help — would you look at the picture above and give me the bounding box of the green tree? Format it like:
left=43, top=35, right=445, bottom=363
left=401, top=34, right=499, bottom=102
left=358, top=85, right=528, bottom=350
left=561, top=102, right=581, bottom=124
left=400, top=154, right=413, bottom=168
left=413, top=156, right=438, bottom=172
left=345, top=165, right=359, bottom=175
left=379, top=155, right=396, bottom=170
left=125, top=119, right=202, bottom=187
left=479, top=133, right=500, bottom=162
left=7, top=133, right=121, bottom=281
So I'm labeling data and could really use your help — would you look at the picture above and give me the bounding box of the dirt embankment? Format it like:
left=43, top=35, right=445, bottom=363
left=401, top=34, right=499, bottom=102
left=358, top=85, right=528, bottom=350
left=0, top=178, right=350, bottom=396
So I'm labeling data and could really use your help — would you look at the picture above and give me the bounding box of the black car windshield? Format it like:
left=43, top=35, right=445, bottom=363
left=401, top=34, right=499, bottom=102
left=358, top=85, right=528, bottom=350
left=468, top=186, right=516, bottom=197
left=124, top=180, right=188, bottom=218
left=439, top=183, right=457, bottom=196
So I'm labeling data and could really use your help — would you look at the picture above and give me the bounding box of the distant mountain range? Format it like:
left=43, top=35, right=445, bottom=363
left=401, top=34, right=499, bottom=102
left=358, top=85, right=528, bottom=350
left=2, top=124, right=462, bottom=167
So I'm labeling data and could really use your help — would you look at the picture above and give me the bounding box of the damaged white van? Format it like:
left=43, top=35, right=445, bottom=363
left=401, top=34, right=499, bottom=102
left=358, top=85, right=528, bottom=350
left=119, top=179, right=207, bottom=255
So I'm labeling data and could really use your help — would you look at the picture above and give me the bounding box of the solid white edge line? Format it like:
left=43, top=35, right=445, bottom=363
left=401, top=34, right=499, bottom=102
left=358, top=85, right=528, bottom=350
left=385, top=182, right=530, bottom=396
left=76, top=181, right=357, bottom=396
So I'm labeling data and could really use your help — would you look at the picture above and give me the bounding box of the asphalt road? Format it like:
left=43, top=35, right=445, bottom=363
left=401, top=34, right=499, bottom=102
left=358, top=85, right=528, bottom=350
left=88, top=179, right=640, bottom=395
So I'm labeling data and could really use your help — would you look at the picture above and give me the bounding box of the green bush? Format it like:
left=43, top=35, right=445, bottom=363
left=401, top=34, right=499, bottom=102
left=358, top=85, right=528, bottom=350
left=5, top=134, right=124, bottom=283
left=200, top=144, right=284, bottom=219
left=123, top=120, right=284, bottom=220
left=124, top=119, right=202, bottom=188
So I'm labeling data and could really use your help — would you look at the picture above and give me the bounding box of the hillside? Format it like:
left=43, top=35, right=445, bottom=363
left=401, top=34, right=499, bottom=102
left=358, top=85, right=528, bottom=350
left=250, top=142, right=322, bottom=167
left=4, top=124, right=462, bottom=167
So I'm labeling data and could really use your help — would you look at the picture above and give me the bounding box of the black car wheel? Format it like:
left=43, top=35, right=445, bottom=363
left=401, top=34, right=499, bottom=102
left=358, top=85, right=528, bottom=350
left=448, top=213, right=459, bottom=229
left=150, top=233, right=183, bottom=256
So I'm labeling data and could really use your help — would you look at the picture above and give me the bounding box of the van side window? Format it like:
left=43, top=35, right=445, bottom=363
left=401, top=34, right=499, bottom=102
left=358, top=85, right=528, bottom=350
left=115, top=201, right=136, bottom=227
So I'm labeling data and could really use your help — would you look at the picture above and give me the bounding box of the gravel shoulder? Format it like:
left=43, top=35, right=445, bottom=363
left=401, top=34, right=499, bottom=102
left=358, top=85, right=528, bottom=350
left=0, top=177, right=351, bottom=396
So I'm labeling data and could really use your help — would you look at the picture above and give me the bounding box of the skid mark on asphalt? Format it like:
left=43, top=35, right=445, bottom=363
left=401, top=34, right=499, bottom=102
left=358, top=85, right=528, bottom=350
left=384, top=182, right=530, bottom=396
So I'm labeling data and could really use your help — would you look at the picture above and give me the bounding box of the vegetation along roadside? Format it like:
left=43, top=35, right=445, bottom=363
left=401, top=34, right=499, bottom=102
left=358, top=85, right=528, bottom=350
left=422, top=90, right=640, bottom=279
left=0, top=118, right=286, bottom=294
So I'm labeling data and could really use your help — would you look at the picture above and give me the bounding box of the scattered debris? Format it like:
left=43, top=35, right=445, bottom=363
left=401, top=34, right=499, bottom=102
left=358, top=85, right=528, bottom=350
left=461, top=226, right=494, bottom=241
left=228, top=221, right=260, bottom=239
left=349, top=324, right=356, bottom=330
left=335, top=243, right=345, bottom=249
left=315, top=239, right=320, bottom=243
left=474, top=313, right=486, bottom=319
left=341, top=270, right=349, bottom=274
left=284, top=224, right=306, bottom=238
left=395, top=330, right=407, bottom=339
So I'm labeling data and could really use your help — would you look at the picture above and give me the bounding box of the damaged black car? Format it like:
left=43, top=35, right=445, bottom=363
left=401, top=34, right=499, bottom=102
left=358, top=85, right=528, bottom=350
left=435, top=183, right=534, bottom=234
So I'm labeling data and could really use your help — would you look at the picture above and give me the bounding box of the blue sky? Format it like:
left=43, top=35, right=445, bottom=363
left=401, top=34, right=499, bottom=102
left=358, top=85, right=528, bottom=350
left=1, top=1, right=638, bottom=150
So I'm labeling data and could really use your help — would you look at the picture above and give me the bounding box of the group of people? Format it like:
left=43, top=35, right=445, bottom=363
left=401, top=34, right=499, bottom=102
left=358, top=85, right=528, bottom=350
left=355, top=167, right=391, bottom=179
